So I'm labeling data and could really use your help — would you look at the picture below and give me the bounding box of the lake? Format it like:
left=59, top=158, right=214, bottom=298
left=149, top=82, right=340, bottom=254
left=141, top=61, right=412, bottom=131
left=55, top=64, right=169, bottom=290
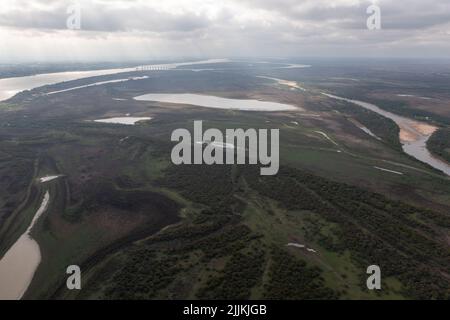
left=94, top=117, right=152, bottom=125
left=134, top=93, right=298, bottom=112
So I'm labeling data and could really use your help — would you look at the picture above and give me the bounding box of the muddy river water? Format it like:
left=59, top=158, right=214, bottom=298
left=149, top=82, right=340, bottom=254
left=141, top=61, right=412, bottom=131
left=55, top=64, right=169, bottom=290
left=0, top=191, right=50, bottom=300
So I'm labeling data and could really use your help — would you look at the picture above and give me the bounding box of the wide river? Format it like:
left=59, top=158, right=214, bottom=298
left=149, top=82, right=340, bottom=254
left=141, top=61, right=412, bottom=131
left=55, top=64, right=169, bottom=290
left=0, top=191, right=50, bottom=300
left=323, top=93, right=450, bottom=177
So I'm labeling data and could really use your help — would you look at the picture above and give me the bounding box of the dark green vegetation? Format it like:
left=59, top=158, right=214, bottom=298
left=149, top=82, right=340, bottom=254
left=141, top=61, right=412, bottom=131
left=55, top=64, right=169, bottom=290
left=197, top=250, right=266, bottom=299
left=1, top=60, right=450, bottom=300
left=66, top=163, right=341, bottom=300
left=428, top=129, right=450, bottom=163
left=264, top=249, right=337, bottom=300
left=63, top=162, right=450, bottom=299
left=243, top=165, right=450, bottom=299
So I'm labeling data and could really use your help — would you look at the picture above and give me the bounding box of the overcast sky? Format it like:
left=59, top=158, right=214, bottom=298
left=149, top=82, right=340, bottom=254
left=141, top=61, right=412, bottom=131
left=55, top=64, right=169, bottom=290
left=1, top=0, right=450, bottom=62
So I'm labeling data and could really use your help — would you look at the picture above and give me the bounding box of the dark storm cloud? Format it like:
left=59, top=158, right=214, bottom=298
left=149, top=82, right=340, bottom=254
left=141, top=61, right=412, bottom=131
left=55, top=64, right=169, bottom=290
left=1, top=0, right=450, bottom=60
left=240, top=0, right=450, bottom=30
left=0, top=1, right=211, bottom=33
left=1, top=0, right=450, bottom=32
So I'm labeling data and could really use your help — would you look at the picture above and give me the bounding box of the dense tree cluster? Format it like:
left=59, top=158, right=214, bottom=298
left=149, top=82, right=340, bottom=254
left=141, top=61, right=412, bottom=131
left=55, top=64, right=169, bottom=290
left=264, top=248, right=338, bottom=300
left=76, top=162, right=450, bottom=300
left=427, top=128, right=450, bottom=163
left=159, top=164, right=237, bottom=208
left=63, top=180, right=180, bottom=222
left=197, top=250, right=266, bottom=299
left=103, top=249, right=181, bottom=299
left=242, top=166, right=450, bottom=299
